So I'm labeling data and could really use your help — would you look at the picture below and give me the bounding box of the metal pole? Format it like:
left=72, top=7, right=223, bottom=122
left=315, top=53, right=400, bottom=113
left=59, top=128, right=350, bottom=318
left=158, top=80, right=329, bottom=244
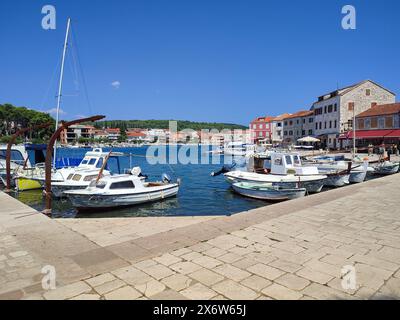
left=43, top=115, right=105, bottom=215
left=353, top=104, right=356, bottom=159
left=54, top=18, right=71, bottom=167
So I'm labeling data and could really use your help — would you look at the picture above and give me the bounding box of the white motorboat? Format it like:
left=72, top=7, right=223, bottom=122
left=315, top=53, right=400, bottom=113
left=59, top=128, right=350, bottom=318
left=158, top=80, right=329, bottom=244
left=52, top=166, right=146, bottom=198
left=232, top=182, right=306, bottom=201
left=224, top=152, right=327, bottom=193
left=64, top=173, right=179, bottom=212
left=0, top=145, right=30, bottom=186
left=304, top=157, right=371, bottom=184
left=14, top=148, right=114, bottom=192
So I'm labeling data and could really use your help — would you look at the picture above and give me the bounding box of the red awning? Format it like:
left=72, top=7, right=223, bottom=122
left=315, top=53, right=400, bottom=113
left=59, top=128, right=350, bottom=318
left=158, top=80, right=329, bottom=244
left=384, top=129, right=400, bottom=138
left=339, top=129, right=400, bottom=139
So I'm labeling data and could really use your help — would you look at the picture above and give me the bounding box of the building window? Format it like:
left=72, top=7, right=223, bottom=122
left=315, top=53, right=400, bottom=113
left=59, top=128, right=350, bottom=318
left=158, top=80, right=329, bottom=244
left=315, top=123, right=318, bottom=130
left=334, top=104, right=337, bottom=112
left=277, top=131, right=281, bottom=136
left=297, top=120, right=299, bottom=124
left=348, top=102, right=354, bottom=111
left=302, top=130, right=305, bottom=135
left=328, top=105, right=333, bottom=113
left=289, top=131, right=293, bottom=136
left=284, top=121, right=288, bottom=126
left=357, top=119, right=365, bottom=130
left=366, top=89, right=371, bottom=96
left=284, top=131, right=288, bottom=135
left=324, top=106, right=327, bottom=113
left=334, top=120, right=337, bottom=128
left=319, top=122, right=322, bottom=130
left=309, top=117, right=313, bottom=123
left=324, top=122, right=327, bottom=129
left=259, top=124, right=262, bottom=129
left=371, top=118, right=378, bottom=128
left=253, top=124, right=256, bottom=129
left=378, top=118, right=384, bottom=128
left=348, top=119, right=353, bottom=128
left=308, top=129, right=313, bottom=135
left=385, top=116, right=393, bottom=128
left=277, top=122, right=282, bottom=127
left=329, top=121, right=332, bottom=128
left=258, top=132, right=263, bottom=137
left=289, top=121, right=293, bottom=125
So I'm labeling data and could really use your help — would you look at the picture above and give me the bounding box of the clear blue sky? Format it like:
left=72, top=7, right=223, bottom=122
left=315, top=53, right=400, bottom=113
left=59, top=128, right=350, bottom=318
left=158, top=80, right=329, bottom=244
left=0, top=0, right=399, bottom=125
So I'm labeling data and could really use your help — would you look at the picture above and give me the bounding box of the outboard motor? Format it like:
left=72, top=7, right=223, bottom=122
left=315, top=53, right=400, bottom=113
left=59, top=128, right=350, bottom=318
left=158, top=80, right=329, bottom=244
left=211, top=162, right=236, bottom=177
left=130, top=167, right=142, bottom=176
left=162, top=173, right=172, bottom=183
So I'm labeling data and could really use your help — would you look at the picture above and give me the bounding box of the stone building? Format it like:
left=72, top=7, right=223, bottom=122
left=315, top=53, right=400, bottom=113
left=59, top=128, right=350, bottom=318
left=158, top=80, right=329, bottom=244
left=339, top=103, right=400, bottom=148
left=311, top=80, right=395, bottom=149
left=282, top=110, right=314, bottom=144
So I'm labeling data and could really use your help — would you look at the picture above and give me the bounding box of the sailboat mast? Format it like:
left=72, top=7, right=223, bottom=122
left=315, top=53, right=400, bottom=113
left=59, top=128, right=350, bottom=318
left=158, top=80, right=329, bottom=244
left=53, top=17, right=71, bottom=167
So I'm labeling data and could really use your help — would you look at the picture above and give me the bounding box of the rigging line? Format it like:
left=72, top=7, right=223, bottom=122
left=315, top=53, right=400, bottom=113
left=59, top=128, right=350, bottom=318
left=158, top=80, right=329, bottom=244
left=40, top=57, right=62, bottom=111
left=70, top=22, right=93, bottom=115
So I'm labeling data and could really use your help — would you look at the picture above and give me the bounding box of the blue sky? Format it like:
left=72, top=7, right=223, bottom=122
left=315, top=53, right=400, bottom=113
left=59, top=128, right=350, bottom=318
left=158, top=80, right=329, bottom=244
left=0, top=0, right=399, bottom=125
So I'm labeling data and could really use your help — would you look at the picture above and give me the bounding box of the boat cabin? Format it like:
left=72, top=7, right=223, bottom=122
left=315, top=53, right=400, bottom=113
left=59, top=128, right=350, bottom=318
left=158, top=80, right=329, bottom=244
left=248, top=152, right=319, bottom=176
left=77, top=148, right=122, bottom=173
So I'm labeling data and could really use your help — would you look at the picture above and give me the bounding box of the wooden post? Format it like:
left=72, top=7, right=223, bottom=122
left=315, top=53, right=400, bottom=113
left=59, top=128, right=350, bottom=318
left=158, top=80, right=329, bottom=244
left=42, top=115, right=105, bottom=215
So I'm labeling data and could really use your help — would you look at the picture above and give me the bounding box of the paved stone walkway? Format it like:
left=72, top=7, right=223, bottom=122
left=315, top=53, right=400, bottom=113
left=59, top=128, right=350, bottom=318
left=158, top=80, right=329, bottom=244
left=1, top=173, right=400, bottom=300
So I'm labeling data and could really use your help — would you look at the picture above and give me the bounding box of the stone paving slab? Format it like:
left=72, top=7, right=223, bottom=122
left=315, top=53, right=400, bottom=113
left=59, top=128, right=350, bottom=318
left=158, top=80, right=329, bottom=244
left=1, top=173, right=400, bottom=300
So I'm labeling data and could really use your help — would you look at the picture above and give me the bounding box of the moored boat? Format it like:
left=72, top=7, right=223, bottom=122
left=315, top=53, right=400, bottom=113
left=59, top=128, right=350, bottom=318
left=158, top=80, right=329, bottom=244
left=232, top=182, right=306, bottom=201
left=373, top=161, right=400, bottom=175
left=224, top=152, right=327, bottom=193
left=64, top=173, right=179, bottom=212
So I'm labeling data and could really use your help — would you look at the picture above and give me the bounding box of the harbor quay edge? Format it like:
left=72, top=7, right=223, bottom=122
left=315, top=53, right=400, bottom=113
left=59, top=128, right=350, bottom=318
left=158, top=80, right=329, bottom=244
left=0, top=174, right=400, bottom=300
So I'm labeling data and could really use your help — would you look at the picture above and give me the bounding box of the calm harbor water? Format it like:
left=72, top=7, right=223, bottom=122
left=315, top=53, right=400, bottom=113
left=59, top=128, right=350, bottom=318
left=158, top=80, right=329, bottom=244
left=12, top=146, right=268, bottom=218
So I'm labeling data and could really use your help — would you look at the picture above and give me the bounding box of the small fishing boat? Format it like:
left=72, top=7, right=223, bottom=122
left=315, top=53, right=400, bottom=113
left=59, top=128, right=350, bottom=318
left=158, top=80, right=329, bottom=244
left=373, top=161, right=400, bottom=175
left=64, top=173, right=179, bottom=212
left=52, top=166, right=146, bottom=198
left=232, top=182, right=306, bottom=201
left=224, top=152, right=327, bottom=193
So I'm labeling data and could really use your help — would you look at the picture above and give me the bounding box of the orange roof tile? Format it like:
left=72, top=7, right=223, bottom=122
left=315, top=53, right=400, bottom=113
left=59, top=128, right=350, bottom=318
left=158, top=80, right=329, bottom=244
left=357, top=103, right=400, bottom=117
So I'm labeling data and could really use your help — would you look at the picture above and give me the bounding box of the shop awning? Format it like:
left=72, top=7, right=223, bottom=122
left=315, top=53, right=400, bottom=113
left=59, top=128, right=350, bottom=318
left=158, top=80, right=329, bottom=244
left=339, top=129, right=400, bottom=139
left=384, top=129, right=400, bottom=138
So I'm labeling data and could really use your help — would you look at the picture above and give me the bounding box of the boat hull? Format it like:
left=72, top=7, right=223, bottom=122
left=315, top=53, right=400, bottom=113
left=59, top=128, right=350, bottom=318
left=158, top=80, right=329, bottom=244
left=15, top=177, right=43, bottom=191
left=323, top=174, right=350, bottom=187
left=349, top=171, right=367, bottom=183
left=52, top=184, right=87, bottom=198
left=66, top=185, right=179, bottom=212
left=232, top=183, right=306, bottom=201
left=374, top=163, right=400, bottom=175
left=224, top=173, right=325, bottom=194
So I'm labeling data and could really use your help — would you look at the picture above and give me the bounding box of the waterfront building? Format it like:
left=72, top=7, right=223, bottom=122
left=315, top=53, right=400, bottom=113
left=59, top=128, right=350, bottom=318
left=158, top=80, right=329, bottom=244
left=60, top=124, right=95, bottom=144
left=93, top=129, right=108, bottom=140
left=339, top=103, right=400, bottom=148
left=126, top=131, right=146, bottom=142
left=249, top=116, right=275, bottom=143
left=281, top=110, right=314, bottom=144
left=104, top=128, right=121, bottom=141
left=311, top=80, right=395, bottom=149
left=270, top=113, right=291, bottom=143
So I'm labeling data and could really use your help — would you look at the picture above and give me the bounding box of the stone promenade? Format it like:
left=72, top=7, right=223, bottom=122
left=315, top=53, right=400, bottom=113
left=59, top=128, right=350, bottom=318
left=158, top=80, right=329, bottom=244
left=0, top=174, right=400, bottom=300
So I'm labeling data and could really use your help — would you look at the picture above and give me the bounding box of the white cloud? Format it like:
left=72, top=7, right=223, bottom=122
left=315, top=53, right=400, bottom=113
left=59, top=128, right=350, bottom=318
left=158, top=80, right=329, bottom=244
left=46, top=108, right=67, bottom=115
left=111, top=81, right=121, bottom=89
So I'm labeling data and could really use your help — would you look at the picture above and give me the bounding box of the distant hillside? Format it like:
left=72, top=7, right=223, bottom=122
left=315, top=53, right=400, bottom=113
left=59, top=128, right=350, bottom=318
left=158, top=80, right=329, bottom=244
left=93, top=120, right=247, bottom=131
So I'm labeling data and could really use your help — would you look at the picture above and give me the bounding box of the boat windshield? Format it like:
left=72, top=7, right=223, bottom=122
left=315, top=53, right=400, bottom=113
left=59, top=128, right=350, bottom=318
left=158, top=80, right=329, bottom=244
left=0, top=150, right=25, bottom=164
left=89, top=180, right=106, bottom=189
